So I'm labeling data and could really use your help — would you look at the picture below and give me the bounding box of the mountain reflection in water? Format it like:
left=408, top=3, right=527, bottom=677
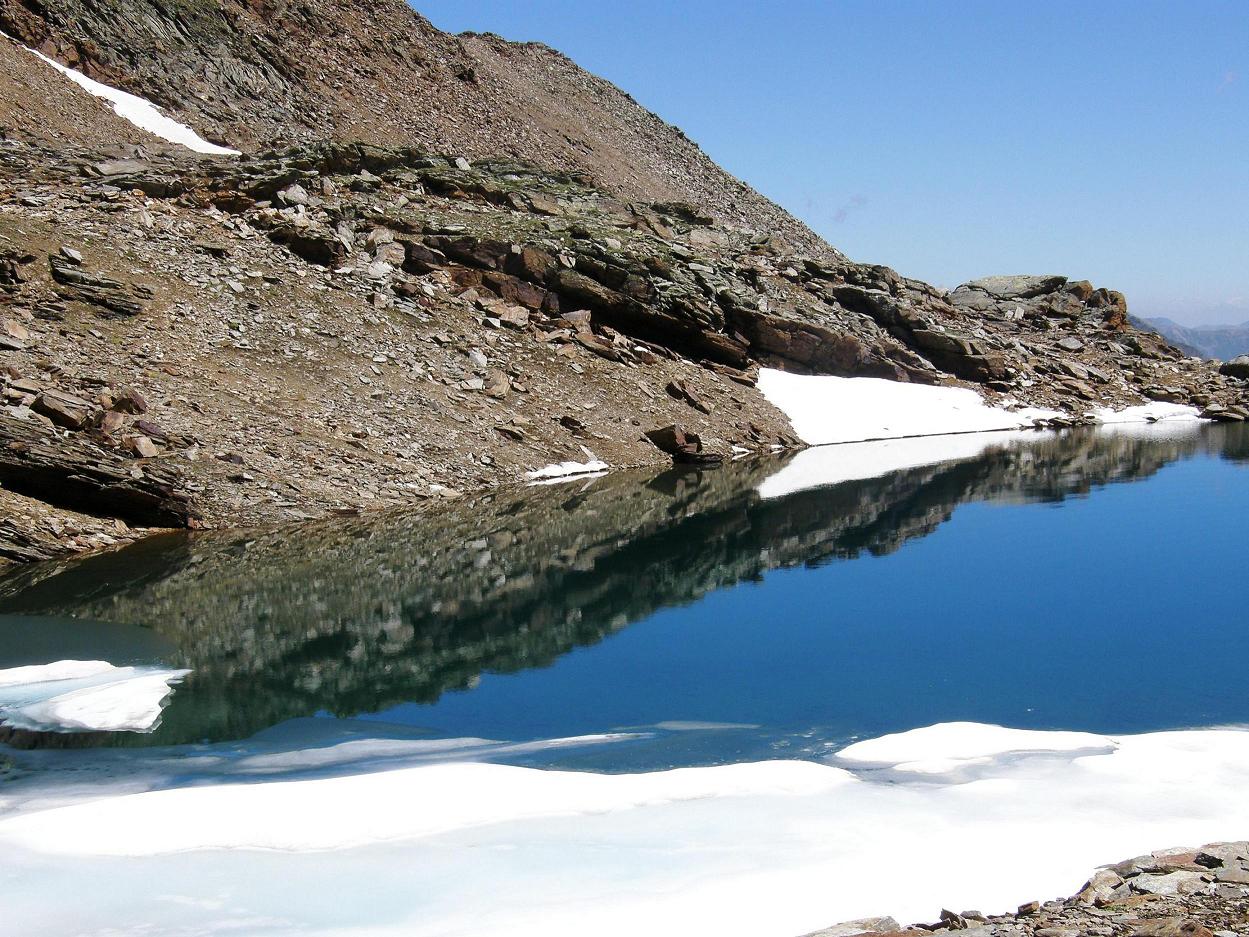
left=0, top=422, right=1243, bottom=750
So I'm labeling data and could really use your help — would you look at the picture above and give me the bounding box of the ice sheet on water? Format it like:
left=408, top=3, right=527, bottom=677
left=0, top=660, right=189, bottom=733
left=2, top=722, right=1249, bottom=937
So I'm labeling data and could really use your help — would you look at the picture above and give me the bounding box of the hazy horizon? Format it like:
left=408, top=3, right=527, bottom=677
left=417, top=0, right=1248, bottom=327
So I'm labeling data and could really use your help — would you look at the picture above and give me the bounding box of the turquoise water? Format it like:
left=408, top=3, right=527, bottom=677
left=1, top=423, right=1246, bottom=768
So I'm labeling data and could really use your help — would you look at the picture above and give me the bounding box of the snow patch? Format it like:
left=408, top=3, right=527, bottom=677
left=1091, top=402, right=1202, bottom=425
left=10, top=37, right=239, bottom=155
left=0, top=660, right=189, bottom=733
left=836, top=721, right=1116, bottom=774
left=525, top=458, right=609, bottom=483
left=756, top=369, right=1060, bottom=445
left=757, top=369, right=1206, bottom=449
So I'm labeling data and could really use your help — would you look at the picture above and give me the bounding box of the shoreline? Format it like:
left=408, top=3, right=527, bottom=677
left=804, top=843, right=1249, bottom=937
left=0, top=411, right=1219, bottom=573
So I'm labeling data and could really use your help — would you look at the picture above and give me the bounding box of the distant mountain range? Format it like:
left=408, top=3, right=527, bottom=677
left=1134, top=316, right=1249, bottom=361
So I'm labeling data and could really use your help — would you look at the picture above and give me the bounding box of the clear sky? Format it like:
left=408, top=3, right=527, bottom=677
left=415, top=1, right=1248, bottom=325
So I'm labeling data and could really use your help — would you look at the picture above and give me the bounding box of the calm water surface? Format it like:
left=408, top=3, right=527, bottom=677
left=2, top=422, right=1247, bottom=770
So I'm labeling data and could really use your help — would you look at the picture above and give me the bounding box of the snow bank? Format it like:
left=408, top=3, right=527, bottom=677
left=756, top=369, right=1060, bottom=445
left=756, top=429, right=1046, bottom=499
left=10, top=37, right=239, bottom=155
left=1091, top=402, right=1203, bottom=425
left=836, top=721, right=1115, bottom=774
left=0, top=660, right=189, bottom=733
left=757, top=368, right=1203, bottom=447
left=3, top=723, right=1249, bottom=937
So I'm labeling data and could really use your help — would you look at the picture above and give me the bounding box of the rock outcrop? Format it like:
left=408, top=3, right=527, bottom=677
left=804, top=842, right=1249, bottom=937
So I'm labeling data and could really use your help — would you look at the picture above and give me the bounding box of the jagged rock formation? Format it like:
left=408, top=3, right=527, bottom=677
left=805, top=842, right=1249, bottom=937
left=2, top=424, right=1236, bottom=746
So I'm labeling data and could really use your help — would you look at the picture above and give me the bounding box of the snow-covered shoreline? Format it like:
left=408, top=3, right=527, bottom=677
left=2, top=721, right=1248, bottom=936
left=756, top=368, right=1203, bottom=447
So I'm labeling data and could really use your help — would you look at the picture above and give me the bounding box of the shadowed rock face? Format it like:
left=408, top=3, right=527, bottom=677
left=1, top=423, right=1239, bottom=748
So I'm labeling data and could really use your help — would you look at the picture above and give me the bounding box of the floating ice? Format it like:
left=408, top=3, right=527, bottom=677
left=0, top=660, right=189, bottom=733
left=2, top=723, right=1249, bottom=937
left=6, top=33, right=239, bottom=155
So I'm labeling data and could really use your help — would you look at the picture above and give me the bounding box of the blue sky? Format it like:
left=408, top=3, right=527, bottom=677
left=415, top=1, right=1248, bottom=325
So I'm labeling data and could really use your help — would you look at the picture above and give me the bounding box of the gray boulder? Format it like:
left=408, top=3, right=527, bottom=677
left=1218, top=355, right=1249, bottom=379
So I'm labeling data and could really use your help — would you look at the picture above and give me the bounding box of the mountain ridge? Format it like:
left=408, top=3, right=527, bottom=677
left=1134, top=315, right=1249, bottom=361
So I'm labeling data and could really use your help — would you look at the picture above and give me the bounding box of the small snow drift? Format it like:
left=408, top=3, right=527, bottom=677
left=835, top=721, right=1116, bottom=775
left=1091, top=402, right=1204, bottom=425
left=10, top=37, right=238, bottom=155
left=756, top=369, right=1059, bottom=445
left=0, top=659, right=190, bottom=733
left=525, top=453, right=609, bottom=483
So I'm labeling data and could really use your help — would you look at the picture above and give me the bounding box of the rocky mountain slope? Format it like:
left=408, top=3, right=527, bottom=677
left=1, top=6, right=1247, bottom=567
left=0, top=0, right=822, bottom=252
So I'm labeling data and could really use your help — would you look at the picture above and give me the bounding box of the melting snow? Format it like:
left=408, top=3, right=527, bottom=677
left=1091, top=402, right=1204, bottom=425
left=7, top=34, right=239, bottom=155
left=0, top=660, right=189, bottom=733
left=2, top=723, right=1249, bottom=936
left=756, top=369, right=1061, bottom=444
left=757, top=368, right=1203, bottom=447
left=525, top=457, right=609, bottom=482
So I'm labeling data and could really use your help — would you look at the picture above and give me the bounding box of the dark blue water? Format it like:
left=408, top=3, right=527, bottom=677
left=2, top=423, right=1246, bottom=768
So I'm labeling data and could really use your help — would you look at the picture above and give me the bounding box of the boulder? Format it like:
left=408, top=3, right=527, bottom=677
left=666, top=378, right=712, bottom=414
left=32, top=390, right=95, bottom=431
left=108, top=386, right=149, bottom=415
left=955, top=275, right=1068, bottom=300
left=800, top=917, right=902, bottom=937
left=644, top=424, right=723, bottom=465
left=1219, top=356, right=1249, bottom=379
left=1129, top=870, right=1210, bottom=897
left=1131, top=919, right=1213, bottom=937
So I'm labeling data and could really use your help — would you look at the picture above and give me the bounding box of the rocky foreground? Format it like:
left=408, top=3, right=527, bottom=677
left=807, top=844, right=1249, bottom=937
